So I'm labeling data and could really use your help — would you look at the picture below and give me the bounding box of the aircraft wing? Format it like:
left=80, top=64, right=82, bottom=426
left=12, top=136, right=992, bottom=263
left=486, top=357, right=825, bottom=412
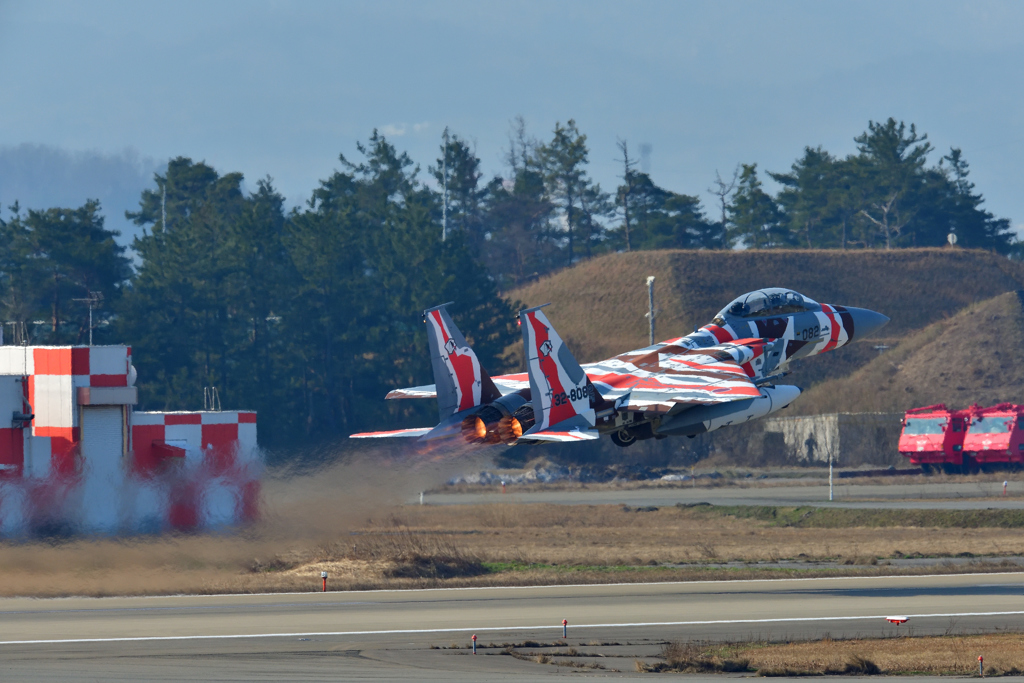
left=522, top=428, right=600, bottom=443
left=385, top=385, right=437, bottom=400
left=349, top=427, right=432, bottom=438
left=585, top=341, right=766, bottom=416
left=384, top=374, right=530, bottom=400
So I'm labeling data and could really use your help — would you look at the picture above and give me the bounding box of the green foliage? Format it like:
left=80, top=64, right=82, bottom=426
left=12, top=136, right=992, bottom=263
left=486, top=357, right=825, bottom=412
left=431, top=132, right=487, bottom=252
left=728, top=164, right=788, bottom=248
left=763, top=118, right=1016, bottom=252
left=612, top=170, right=725, bottom=250
left=0, top=116, right=1017, bottom=457
left=119, top=138, right=518, bottom=446
left=537, top=119, right=612, bottom=263
left=0, top=199, right=130, bottom=344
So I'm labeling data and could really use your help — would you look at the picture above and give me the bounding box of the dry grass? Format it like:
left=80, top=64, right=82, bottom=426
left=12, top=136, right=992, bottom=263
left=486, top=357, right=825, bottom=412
left=0, top=448, right=489, bottom=597
left=507, top=248, right=1024, bottom=388
left=799, top=290, right=1024, bottom=414
left=438, top=468, right=1024, bottom=494
left=356, top=502, right=1024, bottom=568
left=6, top=471, right=1024, bottom=598
left=736, top=632, right=1024, bottom=675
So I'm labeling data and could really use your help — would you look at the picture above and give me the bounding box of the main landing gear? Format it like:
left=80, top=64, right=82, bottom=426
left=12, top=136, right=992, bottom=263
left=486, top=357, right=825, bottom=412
left=610, top=423, right=665, bottom=447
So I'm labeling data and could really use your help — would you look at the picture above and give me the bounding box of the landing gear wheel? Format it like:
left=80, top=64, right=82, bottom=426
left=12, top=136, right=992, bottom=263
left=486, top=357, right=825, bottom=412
left=611, top=428, right=637, bottom=448
left=920, top=463, right=933, bottom=475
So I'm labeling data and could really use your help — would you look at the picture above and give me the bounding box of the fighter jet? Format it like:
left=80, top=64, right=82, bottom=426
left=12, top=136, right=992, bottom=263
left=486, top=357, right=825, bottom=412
left=351, top=288, right=888, bottom=447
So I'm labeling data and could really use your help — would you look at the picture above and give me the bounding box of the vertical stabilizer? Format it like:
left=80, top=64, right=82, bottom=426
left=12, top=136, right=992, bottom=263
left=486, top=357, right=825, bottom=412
left=424, top=303, right=501, bottom=420
left=519, top=305, right=597, bottom=436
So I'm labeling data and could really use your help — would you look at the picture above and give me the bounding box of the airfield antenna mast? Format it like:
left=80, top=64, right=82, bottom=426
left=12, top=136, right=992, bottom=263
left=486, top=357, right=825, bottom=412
left=646, top=276, right=656, bottom=346
left=441, top=127, right=450, bottom=242
left=72, top=292, right=102, bottom=346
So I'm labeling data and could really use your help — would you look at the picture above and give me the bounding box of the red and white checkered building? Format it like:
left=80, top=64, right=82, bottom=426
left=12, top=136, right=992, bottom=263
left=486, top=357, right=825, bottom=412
left=0, top=345, right=260, bottom=535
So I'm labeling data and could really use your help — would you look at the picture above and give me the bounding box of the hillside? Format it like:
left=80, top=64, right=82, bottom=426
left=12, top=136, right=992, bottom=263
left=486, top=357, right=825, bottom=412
left=506, top=248, right=1024, bottom=389
left=794, top=291, right=1024, bottom=415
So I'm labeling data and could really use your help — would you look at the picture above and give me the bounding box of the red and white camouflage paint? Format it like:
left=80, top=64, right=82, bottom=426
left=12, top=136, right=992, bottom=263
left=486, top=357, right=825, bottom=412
left=353, top=288, right=888, bottom=448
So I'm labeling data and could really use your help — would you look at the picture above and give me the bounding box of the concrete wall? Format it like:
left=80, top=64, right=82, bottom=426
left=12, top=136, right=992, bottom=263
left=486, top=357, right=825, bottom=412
left=762, top=412, right=903, bottom=466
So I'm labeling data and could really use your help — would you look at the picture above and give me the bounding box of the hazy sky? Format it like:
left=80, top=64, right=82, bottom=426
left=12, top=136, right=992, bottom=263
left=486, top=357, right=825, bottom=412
left=1, top=0, right=1023, bottom=242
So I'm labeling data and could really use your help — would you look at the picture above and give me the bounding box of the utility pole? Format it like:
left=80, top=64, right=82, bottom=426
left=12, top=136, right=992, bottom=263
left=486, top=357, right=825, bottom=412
left=646, top=276, right=656, bottom=346
left=441, top=127, right=450, bottom=242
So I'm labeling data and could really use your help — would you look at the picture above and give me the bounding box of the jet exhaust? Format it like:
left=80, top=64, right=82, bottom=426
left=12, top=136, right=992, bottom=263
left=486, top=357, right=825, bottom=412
left=458, top=392, right=535, bottom=445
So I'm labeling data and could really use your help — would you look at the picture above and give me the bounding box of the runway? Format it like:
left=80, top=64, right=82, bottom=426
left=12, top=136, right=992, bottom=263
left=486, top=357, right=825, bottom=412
left=3, top=572, right=1024, bottom=680
left=424, top=480, right=1024, bottom=509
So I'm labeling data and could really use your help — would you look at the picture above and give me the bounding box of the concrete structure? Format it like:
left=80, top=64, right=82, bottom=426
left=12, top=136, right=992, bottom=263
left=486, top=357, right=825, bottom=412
left=762, top=412, right=903, bottom=466
left=0, top=345, right=259, bottom=536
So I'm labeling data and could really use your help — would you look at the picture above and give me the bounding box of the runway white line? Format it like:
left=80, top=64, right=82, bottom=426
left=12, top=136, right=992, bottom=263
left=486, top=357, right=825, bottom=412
left=2, top=610, right=1023, bottom=646
left=5, top=570, right=1023, bottom=603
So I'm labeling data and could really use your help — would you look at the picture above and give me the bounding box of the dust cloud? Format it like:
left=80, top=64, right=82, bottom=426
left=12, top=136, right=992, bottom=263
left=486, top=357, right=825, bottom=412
left=0, top=439, right=491, bottom=597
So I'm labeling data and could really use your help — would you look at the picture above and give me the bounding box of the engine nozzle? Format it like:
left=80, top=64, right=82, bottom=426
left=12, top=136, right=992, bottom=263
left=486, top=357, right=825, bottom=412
left=497, top=416, right=523, bottom=444
left=461, top=415, right=487, bottom=443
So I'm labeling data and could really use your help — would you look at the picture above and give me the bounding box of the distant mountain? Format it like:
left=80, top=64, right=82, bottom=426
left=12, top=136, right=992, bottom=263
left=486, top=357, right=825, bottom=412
left=0, top=144, right=162, bottom=247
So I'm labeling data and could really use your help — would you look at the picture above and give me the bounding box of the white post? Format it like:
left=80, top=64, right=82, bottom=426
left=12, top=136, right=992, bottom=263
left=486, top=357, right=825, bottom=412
left=829, top=454, right=834, bottom=501
left=646, top=276, right=656, bottom=346
left=419, top=491, right=424, bottom=505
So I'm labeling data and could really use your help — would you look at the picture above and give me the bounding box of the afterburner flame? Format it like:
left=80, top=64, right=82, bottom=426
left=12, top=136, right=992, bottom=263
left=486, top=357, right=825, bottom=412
left=497, top=416, right=523, bottom=444
left=461, top=415, right=487, bottom=442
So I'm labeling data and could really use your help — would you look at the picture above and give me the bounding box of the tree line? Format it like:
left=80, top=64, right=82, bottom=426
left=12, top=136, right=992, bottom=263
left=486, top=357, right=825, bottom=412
left=0, top=117, right=1015, bottom=449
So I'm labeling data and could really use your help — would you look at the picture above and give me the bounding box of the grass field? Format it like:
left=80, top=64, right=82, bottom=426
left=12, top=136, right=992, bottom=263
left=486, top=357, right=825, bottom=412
left=438, top=631, right=1024, bottom=676
left=5, top=463, right=1024, bottom=598
left=506, top=248, right=1024, bottom=383
left=643, top=632, right=1024, bottom=675
left=797, top=290, right=1024, bottom=415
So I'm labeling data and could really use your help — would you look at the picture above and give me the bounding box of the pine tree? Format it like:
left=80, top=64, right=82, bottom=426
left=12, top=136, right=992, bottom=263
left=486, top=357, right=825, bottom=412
left=728, top=164, right=787, bottom=248
left=0, top=200, right=130, bottom=344
left=538, top=120, right=607, bottom=264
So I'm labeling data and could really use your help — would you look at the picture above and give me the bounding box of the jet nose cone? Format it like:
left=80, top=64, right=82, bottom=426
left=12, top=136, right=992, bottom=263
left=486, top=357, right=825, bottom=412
left=844, top=306, right=890, bottom=340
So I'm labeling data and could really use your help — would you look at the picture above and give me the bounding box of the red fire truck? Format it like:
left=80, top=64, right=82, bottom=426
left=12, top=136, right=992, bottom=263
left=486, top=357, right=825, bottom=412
left=898, top=404, right=975, bottom=474
left=963, top=403, right=1024, bottom=470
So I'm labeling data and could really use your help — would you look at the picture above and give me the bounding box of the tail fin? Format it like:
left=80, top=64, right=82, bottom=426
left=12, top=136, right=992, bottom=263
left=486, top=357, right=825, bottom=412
left=519, top=305, right=596, bottom=435
left=424, top=303, right=501, bottom=420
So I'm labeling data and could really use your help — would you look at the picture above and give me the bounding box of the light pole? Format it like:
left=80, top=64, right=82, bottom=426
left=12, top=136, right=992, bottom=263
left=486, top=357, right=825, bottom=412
left=441, top=127, right=450, bottom=242
left=829, top=451, right=834, bottom=501
left=646, top=276, right=656, bottom=345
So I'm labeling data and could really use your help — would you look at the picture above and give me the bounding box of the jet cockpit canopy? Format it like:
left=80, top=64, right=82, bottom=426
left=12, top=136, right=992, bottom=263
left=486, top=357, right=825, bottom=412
left=718, top=288, right=819, bottom=319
